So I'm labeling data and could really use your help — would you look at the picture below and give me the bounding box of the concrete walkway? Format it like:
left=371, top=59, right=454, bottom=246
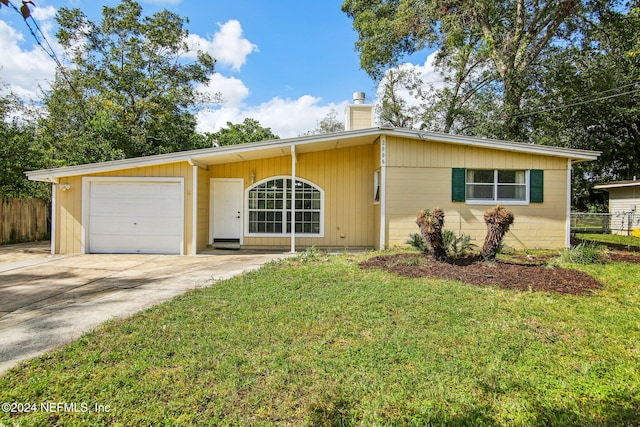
left=0, top=242, right=290, bottom=375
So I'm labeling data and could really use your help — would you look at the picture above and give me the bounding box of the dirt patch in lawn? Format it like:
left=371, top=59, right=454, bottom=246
left=605, top=251, right=640, bottom=263
left=359, top=253, right=617, bottom=295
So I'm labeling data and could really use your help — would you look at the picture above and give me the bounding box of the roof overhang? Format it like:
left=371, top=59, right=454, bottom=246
left=25, top=127, right=601, bottom=182
left=594, top=180, right=640, bottom=190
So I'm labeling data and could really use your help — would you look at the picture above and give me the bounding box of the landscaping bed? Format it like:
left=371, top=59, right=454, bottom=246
left=360, top=251, right=640, bottom=295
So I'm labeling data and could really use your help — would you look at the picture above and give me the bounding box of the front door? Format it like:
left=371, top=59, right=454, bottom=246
left=211, top=179, right=243, bottom=243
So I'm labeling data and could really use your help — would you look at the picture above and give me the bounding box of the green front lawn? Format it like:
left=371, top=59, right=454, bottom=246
left=575, top=233, right=640, bottom=251
left=1, top=252, right=639, bottom=426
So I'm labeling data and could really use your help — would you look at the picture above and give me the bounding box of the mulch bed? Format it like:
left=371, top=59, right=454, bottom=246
left=359, top=251, right=640, bottom=295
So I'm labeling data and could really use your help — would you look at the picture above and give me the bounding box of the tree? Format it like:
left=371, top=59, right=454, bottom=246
left=206, top=118, right=279, bottom=146
left=342, top=0, right=591, bottom=140
left=376, top=67, right=423, bottom=128
left=0, top=90, right=49, bottom=200
left=303, top=109, right=345, bottom=135
left=42, top=0, right=216, bottom=162
left=529, top=4, right=640, bottom=209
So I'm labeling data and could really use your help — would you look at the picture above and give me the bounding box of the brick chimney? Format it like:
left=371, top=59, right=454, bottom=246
left=344, top=91, right=374, bottom=131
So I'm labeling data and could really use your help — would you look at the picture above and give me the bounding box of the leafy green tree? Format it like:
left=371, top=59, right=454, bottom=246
left=207, top=118, right=279, bottom=146
left=526, top=4, right=640, bottom=210
left=376, top=67, right=423, bottom=128
left=42, top=0, right=216, bottom=162
left=342, top=0, right=591, bottom=140
left=0, top=91, right=49, bottom=200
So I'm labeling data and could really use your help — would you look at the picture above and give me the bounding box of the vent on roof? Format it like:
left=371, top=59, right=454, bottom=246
left=353, top=91, right=365, bottom=104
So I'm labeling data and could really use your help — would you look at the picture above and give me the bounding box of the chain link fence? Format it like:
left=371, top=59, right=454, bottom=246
left=571, top=211, right=640, bottom=235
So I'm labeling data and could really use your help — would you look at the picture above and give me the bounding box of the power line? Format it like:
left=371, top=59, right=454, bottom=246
left=513, top=85, right=640, bottom=118
left=3, top=0, right=78, bottom=95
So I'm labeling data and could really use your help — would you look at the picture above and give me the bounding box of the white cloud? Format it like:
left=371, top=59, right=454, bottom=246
left=31, top=5, right=56, bottom=21
left=0, top=20, right=57, bottom=99
left=187, top=20, right=258, bottom=71
left=197, top=95, right=347, bottom=138
left=197, top=72, right=249, bottom=108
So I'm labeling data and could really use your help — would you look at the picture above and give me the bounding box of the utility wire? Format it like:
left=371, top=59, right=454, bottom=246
left=4, top=0, right=79, bottom=96
left=513, top=85, right=640, bottom=118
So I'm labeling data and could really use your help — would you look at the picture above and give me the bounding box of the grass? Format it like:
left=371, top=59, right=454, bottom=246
left=575, top=233, right=640, bottom=250
left=1, top=252, right=640, bottom=426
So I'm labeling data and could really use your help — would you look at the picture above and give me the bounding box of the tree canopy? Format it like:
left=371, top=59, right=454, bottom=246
left=343, top=0, right=639, bottom=209
left=42, top=0, right=216, bottom=163
left=303, top=109, right=345, bottom=135
left=342, top=0, right=604, bottom=140
left=206, top=118, right=279, bottom=146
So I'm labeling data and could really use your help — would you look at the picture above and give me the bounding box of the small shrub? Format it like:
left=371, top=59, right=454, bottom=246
left=406, top=233, right=429, bottom=254
left=443, top=230, right=477, bottom=256
left=555, top=243, right=604, bottom=265
left=297, top=246, right=323, bottom=262
left=408, top=231, right=476, bottom=257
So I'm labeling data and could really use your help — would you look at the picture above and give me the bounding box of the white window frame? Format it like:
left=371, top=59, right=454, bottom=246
left=373, top=169, right=381, bottom=204
left=466, top=169, right=530, bottom=205
left=245, top=176, right=325, bottom=238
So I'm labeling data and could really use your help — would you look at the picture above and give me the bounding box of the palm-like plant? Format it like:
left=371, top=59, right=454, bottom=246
left=416, top=208, right=447, bottom=261
left=481, top=206, right=515, bottom=261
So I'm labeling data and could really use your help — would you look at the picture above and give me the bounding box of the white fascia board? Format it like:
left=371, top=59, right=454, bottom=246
left=594, top=181, right=640, bottom=190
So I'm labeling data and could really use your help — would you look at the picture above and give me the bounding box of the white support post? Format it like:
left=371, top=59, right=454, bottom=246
left=290, top=145, right=297, bottom=253
left=566, top=159, right=573, bottom=248
left=379, top=136, right=387, bottom=250
left=192, top=165, right=198, bottom=255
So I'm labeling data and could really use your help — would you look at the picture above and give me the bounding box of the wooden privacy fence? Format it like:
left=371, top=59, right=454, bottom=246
left=0, top=198, right=49, bottom=244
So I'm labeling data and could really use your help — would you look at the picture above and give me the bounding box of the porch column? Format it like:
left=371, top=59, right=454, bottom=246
left=379, top=136, right=387, bottom=250
left=192, top=164, right=198, bottom=255
left=566, top=159, right=572, bottom=248
left=290, top=145, right=297, bottom=253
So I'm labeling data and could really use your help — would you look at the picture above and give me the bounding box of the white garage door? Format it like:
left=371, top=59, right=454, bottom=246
left=88, top=180, right=183, bottom=254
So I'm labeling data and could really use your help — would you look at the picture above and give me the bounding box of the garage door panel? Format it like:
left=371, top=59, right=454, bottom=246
left=90, top=235, right=182, bottom=254
left=89, top=216, right=181, bottom=234
left=88, top=180, right=183, bottom=254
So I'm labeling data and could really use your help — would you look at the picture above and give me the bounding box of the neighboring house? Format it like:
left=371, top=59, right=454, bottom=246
left=26, top=95, right=599, bottom=255
left=593, top=179, right=640, bottom=235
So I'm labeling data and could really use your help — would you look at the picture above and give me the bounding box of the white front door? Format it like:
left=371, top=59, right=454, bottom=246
left=211, top=179, right=243, bottom=243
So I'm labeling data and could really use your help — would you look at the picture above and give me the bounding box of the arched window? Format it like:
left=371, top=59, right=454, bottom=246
left=246, top=177, right=324, bottom=236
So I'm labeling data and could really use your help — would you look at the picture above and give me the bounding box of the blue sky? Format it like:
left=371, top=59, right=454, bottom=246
left=0, top=0, right=435, bottom=137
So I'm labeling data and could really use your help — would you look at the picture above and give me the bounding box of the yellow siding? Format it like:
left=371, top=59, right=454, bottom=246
left=55, top=176, right=83, bottom=254
left=197, top=167, right=210, bottom=251
left=55, top=161, right=193, bottom=254
left=385, top=137, right=570, bottom=249
left=346, top=105, right=374, bottom=130
left=52, top=134, right=578, bottom=254
left=209, top=145, right=376, bottom=248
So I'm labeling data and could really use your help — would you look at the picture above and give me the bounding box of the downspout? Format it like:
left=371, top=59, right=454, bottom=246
left=566, top=159, right=573, bottom=248
left=291, top=145, right=297, bottom=253
left=380, top=136, right=387, bottom=250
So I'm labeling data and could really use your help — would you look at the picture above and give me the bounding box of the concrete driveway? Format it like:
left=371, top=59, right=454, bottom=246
left=0, top=242, right=289, bottom=375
